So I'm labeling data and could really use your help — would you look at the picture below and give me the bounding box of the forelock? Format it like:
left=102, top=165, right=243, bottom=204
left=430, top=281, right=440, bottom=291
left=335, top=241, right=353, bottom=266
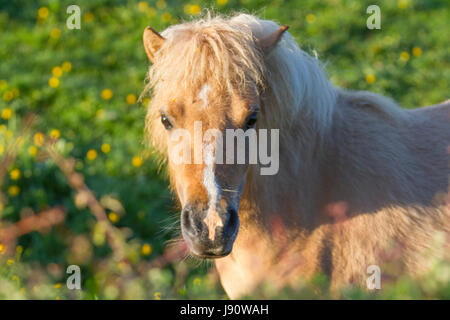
left=144, top=14, right=266, bottom=97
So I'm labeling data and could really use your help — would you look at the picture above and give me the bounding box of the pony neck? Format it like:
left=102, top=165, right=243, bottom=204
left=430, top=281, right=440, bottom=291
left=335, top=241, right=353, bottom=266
left=242, top=87, right=418, bottom=236
left=240, top=100, right=336, bottom=235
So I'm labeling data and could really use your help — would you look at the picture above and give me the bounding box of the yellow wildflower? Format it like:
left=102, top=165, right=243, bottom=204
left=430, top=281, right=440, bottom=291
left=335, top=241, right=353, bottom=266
left=306, top=13, right=316, bottom=24
left=52, top=66, right=63, bottom=77
left=86, top=149, right=97, bottom=160
left=398, top=0, right=409, bottom=9
left=138, top=1, right=148, bottom=12
left=50, top=129, right=60, bottom=139
left=29, top=146, right=38, bottom=157
left=34, top=132, right=45, bottom=146
left=8, top=186, right=20, bottom=196
left=83, top=12, right=94, bottom=22
left=101, top=89, right=113, bottom=100
left=108, top=212, right=119, bottom=223
left=141, top=243, right=152, bottom=256
left=126, top=94, right=137, bottom=104
left=400, top=51, right=410, bottom=62
left=1, top=108, right=13, bottom=120
left=38, top=7, right=49, bottom=19
left=61, top=62, right=72, bottom=72
left=50, top=28, right=61, bottom=39
left=49, top=77, right=60, bottom=88
left=132, top=156, right=143, bottom=167
left=10, top=169, right=21, bottom=180
left=154, top=292, right=161, bottom=300
left=217, top=0, right=228, bottom=5
left=188, top=4, right=201, bottom=15
left=412, top=47, right=422, bottom=57
left=366, top=74, right=376, bottom=84
left=101, top=143, right=111, bottom=154
left=54, top=283, right=62, bottom=289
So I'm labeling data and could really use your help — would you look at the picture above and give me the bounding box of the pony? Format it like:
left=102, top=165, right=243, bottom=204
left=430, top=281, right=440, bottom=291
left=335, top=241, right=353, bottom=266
left=141, top=13, right=450, bottom=298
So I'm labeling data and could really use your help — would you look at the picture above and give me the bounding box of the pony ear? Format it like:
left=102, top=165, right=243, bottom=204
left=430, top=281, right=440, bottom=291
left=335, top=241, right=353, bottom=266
left=258, top=25, right=289, bottom=55
left=143, top=26, right=165, bottom=63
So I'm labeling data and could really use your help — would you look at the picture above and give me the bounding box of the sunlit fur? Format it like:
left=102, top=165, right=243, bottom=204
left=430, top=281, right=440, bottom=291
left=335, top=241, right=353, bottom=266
left=143, top=13, right=450, bottom=298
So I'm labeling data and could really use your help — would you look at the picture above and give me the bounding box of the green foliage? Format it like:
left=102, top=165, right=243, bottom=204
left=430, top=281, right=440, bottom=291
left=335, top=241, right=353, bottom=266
left=0, top=0, right=448, bottom=299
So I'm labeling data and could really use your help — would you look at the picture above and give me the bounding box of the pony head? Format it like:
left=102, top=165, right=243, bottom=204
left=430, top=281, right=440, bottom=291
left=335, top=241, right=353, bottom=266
left=142, top=14, right=334, bottom=258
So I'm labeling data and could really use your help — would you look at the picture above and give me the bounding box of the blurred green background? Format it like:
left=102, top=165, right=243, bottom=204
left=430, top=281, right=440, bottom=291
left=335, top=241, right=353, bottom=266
left=0, top=0, right=448, bottom=299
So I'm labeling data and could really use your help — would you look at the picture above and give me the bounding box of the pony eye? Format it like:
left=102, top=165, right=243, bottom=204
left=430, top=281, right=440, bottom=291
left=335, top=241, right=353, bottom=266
left=244, top=111, right=258, bottom=130
left=161, top=114, right=173, bottom=130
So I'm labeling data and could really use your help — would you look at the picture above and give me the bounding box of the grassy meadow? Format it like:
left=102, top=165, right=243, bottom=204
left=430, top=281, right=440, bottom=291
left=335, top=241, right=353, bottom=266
left=0, top=0, right=449, bottom=299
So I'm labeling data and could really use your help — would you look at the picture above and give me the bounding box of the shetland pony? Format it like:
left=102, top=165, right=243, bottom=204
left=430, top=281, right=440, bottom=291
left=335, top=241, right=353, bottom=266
left=141, top=14, right=450, bottom=298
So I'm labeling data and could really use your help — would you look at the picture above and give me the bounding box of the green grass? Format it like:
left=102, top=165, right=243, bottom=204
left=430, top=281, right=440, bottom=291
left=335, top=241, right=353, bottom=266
left=0, top=0, right=448, bottom=299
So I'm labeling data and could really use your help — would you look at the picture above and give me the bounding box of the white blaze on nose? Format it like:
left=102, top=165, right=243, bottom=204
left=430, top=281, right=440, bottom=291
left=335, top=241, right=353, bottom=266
left=202, top=142, right=223, bottom=241
left=198, top=84, right=211, bottom=109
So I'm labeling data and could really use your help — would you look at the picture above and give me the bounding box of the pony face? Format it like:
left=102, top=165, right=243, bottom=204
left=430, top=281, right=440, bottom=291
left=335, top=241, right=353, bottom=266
left=156, top=82, right=260, bottom=258
left=142, top=18, right=288, bottom=258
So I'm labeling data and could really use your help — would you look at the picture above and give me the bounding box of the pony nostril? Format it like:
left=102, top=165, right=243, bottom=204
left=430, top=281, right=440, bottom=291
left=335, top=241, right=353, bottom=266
left=223, top=208, right=239, bottom=238
left=181, top=207, right=197, bottom=236
left=181, top=206, right=204, bottom=237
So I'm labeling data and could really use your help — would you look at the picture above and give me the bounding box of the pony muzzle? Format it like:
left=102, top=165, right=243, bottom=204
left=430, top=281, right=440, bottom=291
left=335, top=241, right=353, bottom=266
left=181, top=204, right=239, bottom=258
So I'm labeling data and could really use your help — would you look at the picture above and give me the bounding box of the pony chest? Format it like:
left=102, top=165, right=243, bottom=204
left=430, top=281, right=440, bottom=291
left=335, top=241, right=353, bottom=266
left=214, top=247, right=269, bottom=299
left=214, top=233, right=298, bottom=298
